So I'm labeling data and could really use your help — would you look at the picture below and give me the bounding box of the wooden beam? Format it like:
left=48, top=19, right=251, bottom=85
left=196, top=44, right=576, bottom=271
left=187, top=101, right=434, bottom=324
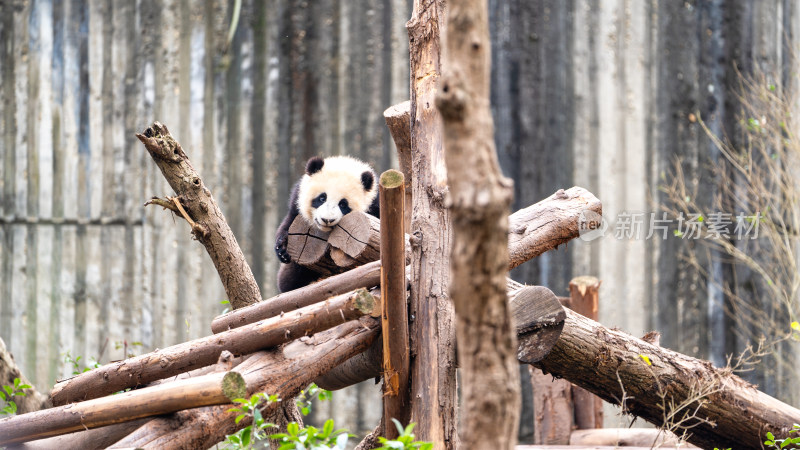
left=379, top=170, right=410, bottom=437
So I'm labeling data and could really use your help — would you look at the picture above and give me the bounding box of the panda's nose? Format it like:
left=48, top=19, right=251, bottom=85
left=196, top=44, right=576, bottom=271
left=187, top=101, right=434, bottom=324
left=321, top=218, right=335, bottom=225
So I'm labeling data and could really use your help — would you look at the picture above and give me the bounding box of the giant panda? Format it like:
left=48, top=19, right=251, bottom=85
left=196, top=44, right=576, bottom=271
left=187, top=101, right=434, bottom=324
left=274, top=155, right=380, bottom=292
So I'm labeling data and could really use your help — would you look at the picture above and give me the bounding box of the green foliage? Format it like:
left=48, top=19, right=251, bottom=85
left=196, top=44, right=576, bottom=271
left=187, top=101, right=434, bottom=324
left=765, top=424, right=800, bottom=449
left=295, top=383, right=332, bottom=416
left=222, top=392, right=279, bottom=449
left=0, top=378, right=31, bottom=416
left=374, top=419, right=433, bottom=450
left=270, top=419, right=352, bottom=450
left=63, top=352, right=101, bottom=375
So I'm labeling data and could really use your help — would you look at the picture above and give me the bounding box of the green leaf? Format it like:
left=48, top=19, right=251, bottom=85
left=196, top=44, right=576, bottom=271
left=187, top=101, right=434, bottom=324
left=241, top=426, right=252, bottom=446
left=768, top=432, right=776, bottom=441
left=322, top=418, right=334, bottom=438
left=287, top=421, right=300, bottom=436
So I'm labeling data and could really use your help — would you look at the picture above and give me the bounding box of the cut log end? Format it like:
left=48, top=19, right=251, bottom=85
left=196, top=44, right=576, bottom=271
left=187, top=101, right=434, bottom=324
left=379, top=170, right=405, bottom=189
left=351, top=289, right=380, bottom=317
left=221, top=372, right=247, bottom=401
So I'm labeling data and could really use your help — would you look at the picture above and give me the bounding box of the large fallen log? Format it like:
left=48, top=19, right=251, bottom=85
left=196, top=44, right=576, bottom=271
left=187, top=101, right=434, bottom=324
left=109, top=317, right=380, bottom=449
left=49, top=289, right=378, bottom=405
left=0, top=370, right=247, bottom=446
left=529, top=309, right=800, bottom=450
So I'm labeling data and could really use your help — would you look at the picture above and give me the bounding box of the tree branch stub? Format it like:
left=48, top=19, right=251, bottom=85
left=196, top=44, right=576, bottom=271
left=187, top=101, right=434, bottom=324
left=136, top=122, right=261, bottom=309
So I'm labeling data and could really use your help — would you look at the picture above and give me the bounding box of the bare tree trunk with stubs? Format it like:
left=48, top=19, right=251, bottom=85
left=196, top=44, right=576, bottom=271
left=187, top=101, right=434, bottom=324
left=406, top=1, right=458, bottom=448
left=436, top=0, right=519, bottom=448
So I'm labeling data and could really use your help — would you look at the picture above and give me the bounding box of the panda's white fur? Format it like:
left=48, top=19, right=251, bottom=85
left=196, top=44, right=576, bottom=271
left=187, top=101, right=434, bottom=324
left=297, top=156, right=378, bottom=232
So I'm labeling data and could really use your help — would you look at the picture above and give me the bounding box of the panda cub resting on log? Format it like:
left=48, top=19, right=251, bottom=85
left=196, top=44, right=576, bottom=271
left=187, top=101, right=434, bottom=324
left=274, top=156, right=380, bottom=292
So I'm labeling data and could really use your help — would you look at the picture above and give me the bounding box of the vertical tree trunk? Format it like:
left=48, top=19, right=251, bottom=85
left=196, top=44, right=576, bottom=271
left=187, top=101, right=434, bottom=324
left=436, top=0, right=519, bottom=449
left=406, top=1, right=458, bottom=448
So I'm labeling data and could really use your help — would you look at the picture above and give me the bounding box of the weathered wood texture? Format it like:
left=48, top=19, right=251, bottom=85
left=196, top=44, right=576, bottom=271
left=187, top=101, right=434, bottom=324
left=137, top=122, right=261, bottom=310
left=531, top=309, right=800, bottom=450
left=0, top=370, right=247, bottom=445
left=407, top=1, right=457, bottom=448
left=49, top=289, right=377, bottom=405
left=379, top=170, right=410, bottom=437
left=437, top=0, right=519, bottom=448
left=568, top=276, right=603, bottom=430
left=211, top=260, right=382, bottom=333
left=110, top=318, right=380, bottom=449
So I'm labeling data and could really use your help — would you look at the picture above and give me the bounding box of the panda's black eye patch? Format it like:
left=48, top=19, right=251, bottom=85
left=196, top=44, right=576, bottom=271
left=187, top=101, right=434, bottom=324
left=311, top=193, right=327, bottom=208
left=338, top=199, right=352, bottom=215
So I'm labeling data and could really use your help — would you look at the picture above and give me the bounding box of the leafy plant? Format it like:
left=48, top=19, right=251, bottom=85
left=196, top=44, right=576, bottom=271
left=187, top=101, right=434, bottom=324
left=375, top=419, right=433, bottom=450
left=765, top=424, right=800, bottom=449
left=270, top=419, right=352, bottom=450
left=295, top=383, right=332, bottom=416
left=63, top=352, right=101, bottom=375
left=223, top=392, right=279, bottom=449
left=0, top=378, right=31, bottom=416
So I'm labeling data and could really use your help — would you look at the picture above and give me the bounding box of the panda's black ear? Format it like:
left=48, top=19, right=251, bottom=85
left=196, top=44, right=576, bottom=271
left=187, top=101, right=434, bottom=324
left=361, top=171, right=374, bottom=192
left=306, top=157, right=325, bottom=175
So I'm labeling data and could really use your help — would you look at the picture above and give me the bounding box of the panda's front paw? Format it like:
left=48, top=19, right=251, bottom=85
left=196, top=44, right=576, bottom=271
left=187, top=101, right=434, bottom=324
left=275, top=240, right=291, bottom=264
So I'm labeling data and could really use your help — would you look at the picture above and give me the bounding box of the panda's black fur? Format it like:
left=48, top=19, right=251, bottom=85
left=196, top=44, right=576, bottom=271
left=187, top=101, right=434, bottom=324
left=274, top=156, right=380, bottom=292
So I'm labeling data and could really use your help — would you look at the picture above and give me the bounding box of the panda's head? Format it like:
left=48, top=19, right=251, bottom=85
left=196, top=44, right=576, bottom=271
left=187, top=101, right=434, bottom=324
left=297, top=156, right=377, bottom=232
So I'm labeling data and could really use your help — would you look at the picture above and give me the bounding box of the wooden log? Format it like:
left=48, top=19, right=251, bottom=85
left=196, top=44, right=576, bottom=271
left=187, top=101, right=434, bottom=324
left=13, top=352, right=242, bottom=449
left=569, top=428, right=695, bottom=448
left=0, top=371, right=247, bottom=446
left=379, top=170, right=410, bottom=437
left=530, top=367, right=573, bottom=445
left=50, top=289, right=378, bottom=405
left=383, top=101, right=413, bottom=231
left=6, top=418, right=150, bottom=450
left=568, top=276, right=603, bottom=430
left=327, top=212, right=381, bottom=265
left=287, top=215, right=331, bottom=266
left=136, top=122, right=261, bottom=309
left=211, top=260, right=382, bottom=333
left=508, top=187, right=602, bottom=270
left=437, top=1, right=521, bottom=444
left=406, top=1, right=457, bottom=447
left=110, top=318, right=381, bottom=449
left=530, top=309, right=800, bottom=450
